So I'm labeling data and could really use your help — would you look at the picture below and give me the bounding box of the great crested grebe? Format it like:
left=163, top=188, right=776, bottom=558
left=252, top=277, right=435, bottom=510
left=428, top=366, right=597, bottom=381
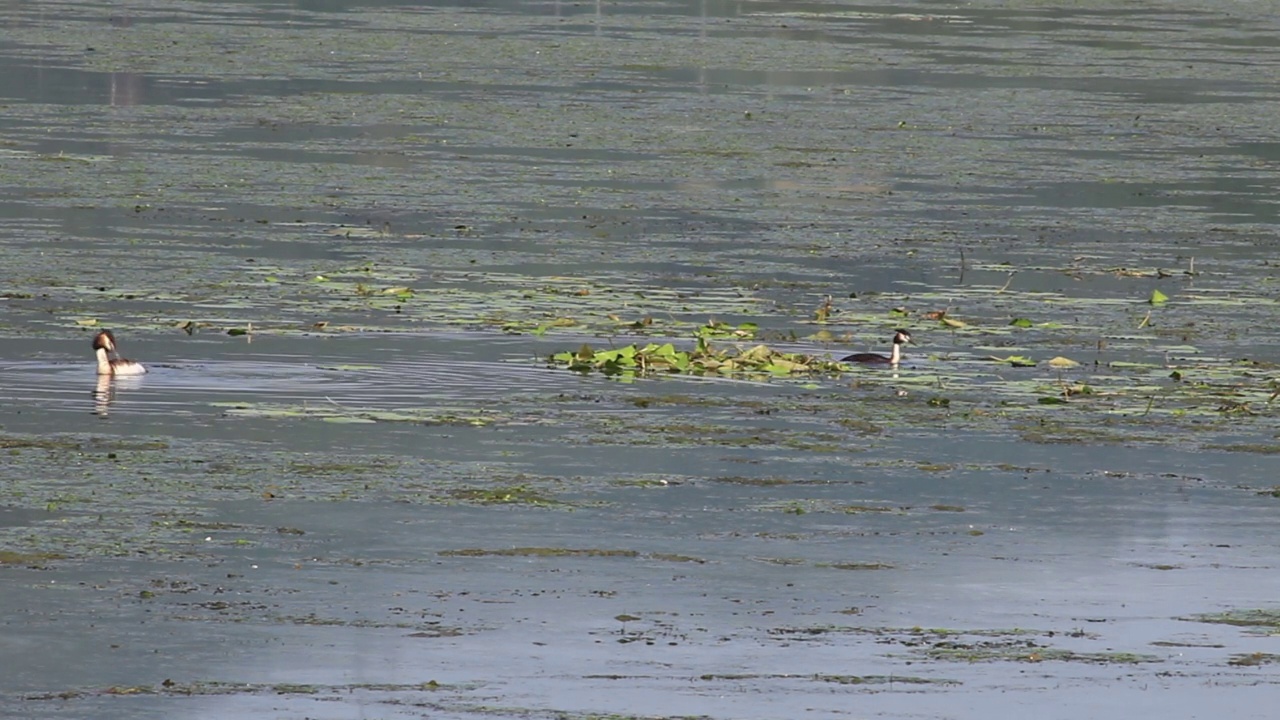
left=93, top=330, right=147, bottom=376
left=842, top=329, right=913, bottom=365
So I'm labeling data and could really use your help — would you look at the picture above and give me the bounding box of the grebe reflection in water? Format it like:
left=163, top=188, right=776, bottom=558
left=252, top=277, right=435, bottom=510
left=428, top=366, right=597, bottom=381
left=92, top=373, right=145, bottom=416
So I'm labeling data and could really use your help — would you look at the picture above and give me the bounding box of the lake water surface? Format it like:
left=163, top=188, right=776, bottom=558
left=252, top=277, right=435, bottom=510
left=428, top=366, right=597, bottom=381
left=3, top=1, right=1280, bottom=718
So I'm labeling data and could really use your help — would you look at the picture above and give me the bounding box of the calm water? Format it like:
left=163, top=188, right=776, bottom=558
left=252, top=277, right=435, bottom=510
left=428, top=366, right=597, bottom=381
left=3, top=1, right=1280, bottom=718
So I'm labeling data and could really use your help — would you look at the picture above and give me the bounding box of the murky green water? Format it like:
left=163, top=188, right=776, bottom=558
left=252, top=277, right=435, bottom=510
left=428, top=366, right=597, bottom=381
left=3, top=1, right=1280, bottom=718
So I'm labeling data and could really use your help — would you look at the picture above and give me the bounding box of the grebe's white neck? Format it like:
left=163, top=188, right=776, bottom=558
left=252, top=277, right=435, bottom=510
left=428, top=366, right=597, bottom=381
left=96, top=347, right=114, bottom=376
left=889, top=341, right=902, bottom=365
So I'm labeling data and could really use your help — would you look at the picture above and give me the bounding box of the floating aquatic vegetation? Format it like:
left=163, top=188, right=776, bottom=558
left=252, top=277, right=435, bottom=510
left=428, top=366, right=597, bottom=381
left=22, top=678, right=447, bottom=702
left=1229, top=652, right=1280, bottom=666
left=812, top=674, right=956, bottom=686
left=987, top=355, right=1038, bottom=367
left=822, top=561, right=895, bottom=571
left=766, top=625, right=1153, bottom=664
left=1184, top=609, right=1280, bottom=629
left=550, top=324, right=845, bottom=379
left=447, top=485, right=566, bottom=508
left=692, top=671, right=957, bottom=686
left=923, top=309, right=968, bottom=328
left=438, top=547, right=640, bottom=558
left=212, top=401, right=499, bottom=426
left=923, top=645, right=1160, bottom=664
left=697, top=320, right=759, bottom=339
left=0, top=550, right=67, bottom=566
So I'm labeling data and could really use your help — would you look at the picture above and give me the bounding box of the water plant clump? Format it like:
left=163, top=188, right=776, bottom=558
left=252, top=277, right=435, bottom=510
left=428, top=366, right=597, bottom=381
left=549, top=323, right=846, bottom=378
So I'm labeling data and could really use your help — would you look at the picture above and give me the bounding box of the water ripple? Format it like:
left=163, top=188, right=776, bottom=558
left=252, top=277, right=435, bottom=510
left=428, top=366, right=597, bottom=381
left=0, top=352, right=583, bottom=419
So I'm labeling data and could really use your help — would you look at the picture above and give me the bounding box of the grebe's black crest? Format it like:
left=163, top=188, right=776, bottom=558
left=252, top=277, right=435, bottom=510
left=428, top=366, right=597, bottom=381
left=92, top=330, right=118, bottom=352
left=841, top=329, right=912, bottom=364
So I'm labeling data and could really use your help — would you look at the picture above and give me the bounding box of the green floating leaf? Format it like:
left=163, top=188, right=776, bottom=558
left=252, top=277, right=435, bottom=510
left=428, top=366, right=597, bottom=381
left=227, top=328, right=249, bottom=336
left=1009, top=318, right=1033, bottom=328
left=696, top=321, right=758, bottom=340
left=987, top=355, right=1037, bottom=367
left=530, top=317, right=578, bottom=336
left=1149, top=289, right=1169, bottom=305
left=1047, top=356, right=1080, bottom=369
left=1037, top=396, right=1068, bottom=405
left=1109, top=361, right=1161, bottom=369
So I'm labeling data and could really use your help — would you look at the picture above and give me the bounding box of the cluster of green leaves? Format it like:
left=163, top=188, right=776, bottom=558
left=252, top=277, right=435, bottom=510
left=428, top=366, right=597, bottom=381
left=696, top=320, right=759, bottom=339
left=550, top=326, right=843, bottom=379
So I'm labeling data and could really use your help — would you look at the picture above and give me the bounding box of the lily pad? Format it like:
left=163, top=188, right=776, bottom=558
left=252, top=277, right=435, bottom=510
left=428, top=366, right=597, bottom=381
left=988, top=355, right=1038, bottom=368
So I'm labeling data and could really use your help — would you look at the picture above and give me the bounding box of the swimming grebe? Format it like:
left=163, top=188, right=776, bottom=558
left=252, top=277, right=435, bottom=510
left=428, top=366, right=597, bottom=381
left=842, top=329, right=912, bottom=365
left=93, top=330, right=147, bottom=376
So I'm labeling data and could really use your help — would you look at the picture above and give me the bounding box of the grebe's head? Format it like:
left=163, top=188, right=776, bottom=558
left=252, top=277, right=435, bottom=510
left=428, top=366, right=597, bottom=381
left=92, top=330, right=118, bottom=352
left=892, top=329, right=913, bottom=345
